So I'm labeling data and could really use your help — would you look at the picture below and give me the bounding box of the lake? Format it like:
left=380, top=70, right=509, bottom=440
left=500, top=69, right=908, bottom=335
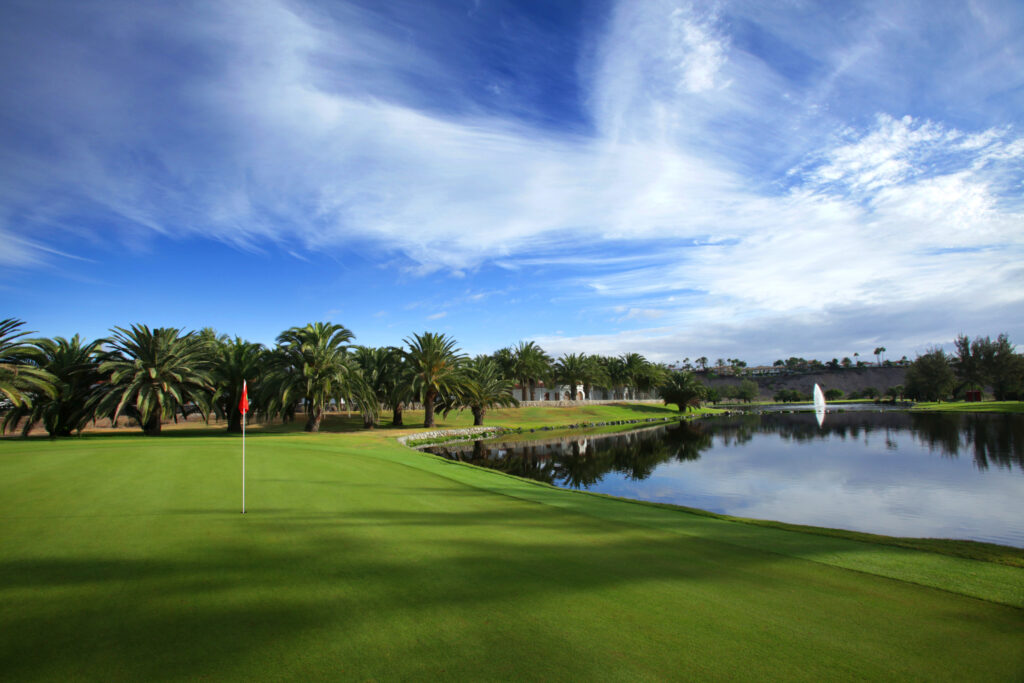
left=423, top=410, right=1024, bottom=548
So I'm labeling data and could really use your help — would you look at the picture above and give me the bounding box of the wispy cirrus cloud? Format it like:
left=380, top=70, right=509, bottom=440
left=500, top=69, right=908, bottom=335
left=1, top=0, right=1022, bottom=359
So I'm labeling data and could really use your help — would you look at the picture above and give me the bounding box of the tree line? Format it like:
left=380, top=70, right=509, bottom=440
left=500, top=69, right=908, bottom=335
left=0, top=319, right=689, bottom=437
left=6, top=317, right=1017, bottom=437
left=904, top=334, right=1024, bottom=402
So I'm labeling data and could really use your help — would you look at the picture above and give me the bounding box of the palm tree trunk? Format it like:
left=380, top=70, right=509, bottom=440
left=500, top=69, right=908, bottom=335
left=473, top=407, right=485, bottom=426
left=392, top=402, right=404, bottom=426
left=305, top=401, right=322, bottom=432
left=424, top=390, right=437, bottom=428
left=521, top=383, right=528, bottom=401
left=144, top=399, right=162, bottom=436
left=227, top=406, right=242, bottom=433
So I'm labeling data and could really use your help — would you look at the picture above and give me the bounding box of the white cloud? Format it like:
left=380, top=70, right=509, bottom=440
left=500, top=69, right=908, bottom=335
left=426, top=312, right=447, bottom=320
left=1, top=0, right=1022, bottom=359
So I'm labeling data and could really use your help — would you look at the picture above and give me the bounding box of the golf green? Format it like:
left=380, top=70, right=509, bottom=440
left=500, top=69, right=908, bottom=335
left=1, top=429, right=1022, bottom=680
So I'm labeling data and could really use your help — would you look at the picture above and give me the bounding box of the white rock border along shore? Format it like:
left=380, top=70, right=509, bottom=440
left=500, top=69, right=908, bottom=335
left=396, top=426, right=502, bottom=446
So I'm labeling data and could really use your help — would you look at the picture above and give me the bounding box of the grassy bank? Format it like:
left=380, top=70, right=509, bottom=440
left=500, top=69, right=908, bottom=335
left=1, top=404, right=1022, bottom=680
left=911, top=400, right=1024, bottom=413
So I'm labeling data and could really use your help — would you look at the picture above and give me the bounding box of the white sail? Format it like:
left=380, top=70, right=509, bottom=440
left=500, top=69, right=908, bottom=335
left=813, top=383, right=826, bottom=427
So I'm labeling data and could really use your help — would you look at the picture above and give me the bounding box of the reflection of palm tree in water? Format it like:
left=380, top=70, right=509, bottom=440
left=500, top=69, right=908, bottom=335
left=555, top=446, right=607, bottom=489
left=451, top=440, right=558, bottom=484
left=552, top=421, right=714, bottom=488
left=433, top=412, right=1024, bottom=487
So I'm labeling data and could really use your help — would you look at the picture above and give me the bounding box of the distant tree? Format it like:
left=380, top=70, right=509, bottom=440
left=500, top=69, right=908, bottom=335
left=658, top=372, right=706, bottom=412
left=210, top=337, right=266, bottom=433
left=773, top=388, right=805, bottom=402
left=827, top=358, right=840, bottom=369
left=737, top=379, right=759, bottom=403
left=955, top=333, right=1024, bottom=400
left=824, top=388, right=843, bottom=401
left=785, top=357, right=808, bottom=371
left=696, top=356, right=709, bottom=371
left=581, top=355, right=609, bottom=400
left=445, top=357, right=518, bottom=425
left=704, top=386, right=721, bottom=404
left=266, top=322, right=370, bottom=433
left=511, top=341, right=551, bottom=401
left=353, top=345, right=403, bottom=428
left=603, top=355, right=628, bottom=400
left=379, top=347, right=414, bottom=426
left=0, top=319, right=55, bottom=412
left=885, top=385, right=904, bottom=401
left=905, top=349, right=956, bottom=401
left=773, top=359, right=784, bottom=367
left=873, top=347, right=886, bottom=366
left=490, top=347, right=516, bottom=380
left=94, top=325, right=213, bottom=435
left=620, top=352, right=650, bottom=398
left=862, top=386, right=879, bottom=399
left=555, top=353, right=588, bottom=400
left=404, top=332, right=467, bottom=428
left=634, top=361, right=666, bottom=399
left=2, top=334, right=102, bottom=437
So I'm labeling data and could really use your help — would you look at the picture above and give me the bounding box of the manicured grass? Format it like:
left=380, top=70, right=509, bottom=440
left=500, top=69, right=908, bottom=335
left=1, top=408, right=1022, bottom=679
left=395, top=401, right=717, bottom=428
left=912, top=400, right=1024, bottom=413
left=246, top=401, right=716, bottom=435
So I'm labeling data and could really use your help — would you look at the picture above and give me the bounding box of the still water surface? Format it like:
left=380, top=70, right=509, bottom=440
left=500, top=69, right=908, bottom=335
left=424, top=411, right=1024, bottom=547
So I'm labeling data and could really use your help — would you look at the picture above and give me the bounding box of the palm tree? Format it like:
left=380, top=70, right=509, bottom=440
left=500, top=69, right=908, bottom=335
left=265, top=322, right=366, bottom=432
left=404, top=332, right=467, bottom=428
left=582, top=355, right=609, bottom=400
left=874, top=346, right=887, bottom=366
left=94, top=325, right=213, bottom=435
left=635, top=363, right=667, bottom=399
left=2, top=334, right=102, bottom=436
left=658, top=371, right=707, bottom=412
left=620, top=352, right=649, bottom=400
left=353, top=345, right=414, bottom=428
left=603, top=355, right=628, bottom=399
left=381, top=347, right=414, bottom=426
left=447, top=357, right=518, bottom=425
left=210, top=337, right=266, bottom=433
left=555, top=353, right=588, bottom=400
left=511, top=341, right=551, bottom=401
left=0, top=318, right=55, bottom=411
left=491, top=347, right=516, bottom=381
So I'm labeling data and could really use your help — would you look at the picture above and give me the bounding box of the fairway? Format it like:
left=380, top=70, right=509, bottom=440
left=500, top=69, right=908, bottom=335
left=2, top=428, right=1022, bottom=680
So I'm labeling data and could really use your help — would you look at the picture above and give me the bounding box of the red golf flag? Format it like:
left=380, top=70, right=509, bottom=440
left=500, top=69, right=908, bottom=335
left=239, top=380, right=249, bottom=415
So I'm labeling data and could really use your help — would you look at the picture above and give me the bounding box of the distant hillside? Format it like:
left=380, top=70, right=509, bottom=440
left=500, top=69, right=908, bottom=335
left=701, top=366, right=907, bottom=400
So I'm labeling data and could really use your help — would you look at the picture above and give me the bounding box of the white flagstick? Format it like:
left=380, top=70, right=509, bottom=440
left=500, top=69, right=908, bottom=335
left=242, top=406, right=246, bottom=514
left=242, top=380, right=247, bottom=514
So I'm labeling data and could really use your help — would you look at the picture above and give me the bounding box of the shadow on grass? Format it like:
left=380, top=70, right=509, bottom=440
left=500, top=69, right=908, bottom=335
left=3, top=501, right=1023, bottom=680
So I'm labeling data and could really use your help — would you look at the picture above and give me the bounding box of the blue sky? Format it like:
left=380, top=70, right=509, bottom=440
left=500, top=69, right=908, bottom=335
left=2, top=0, right=1022, bottom=364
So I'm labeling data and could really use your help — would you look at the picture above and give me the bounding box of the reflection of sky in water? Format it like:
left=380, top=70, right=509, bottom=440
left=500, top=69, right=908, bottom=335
left=433, top=412, right=1024, bottom=547
left=593, top=414, right=1024, bottom=547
